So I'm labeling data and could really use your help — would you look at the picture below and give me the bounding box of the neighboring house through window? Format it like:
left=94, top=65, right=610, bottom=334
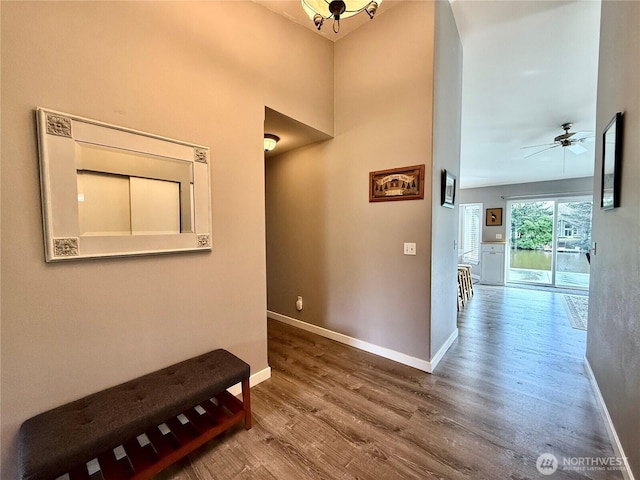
left=559, top=219, right=579, bottom=237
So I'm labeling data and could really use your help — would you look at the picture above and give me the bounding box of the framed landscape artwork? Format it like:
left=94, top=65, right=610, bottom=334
left=369, top=164, right=425, bottom=202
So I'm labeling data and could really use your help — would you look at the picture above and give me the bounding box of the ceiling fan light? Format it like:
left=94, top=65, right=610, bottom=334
left=567, top=143, right=587, bottom=155
left=523, top=122, right=593, bottom=159
left=264, top=134, right=280, bottom=152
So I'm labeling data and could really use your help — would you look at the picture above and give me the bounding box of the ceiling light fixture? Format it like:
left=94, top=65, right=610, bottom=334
left=301, top=0, right=382, bottom=34
left=264, top=134, right=280, bottom=152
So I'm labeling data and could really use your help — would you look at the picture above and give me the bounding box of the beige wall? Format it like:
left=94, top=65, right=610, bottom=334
left=330, top=0, right=435, bottom=359
left=587, top=0, right=640, bottom=476
left=0, top=2, right=333, bottom=477
left=267, top=1, right=462, bottom=364
left=430, top=0, right=463, bottom=355
left=266, top=142, right=332, bottom=331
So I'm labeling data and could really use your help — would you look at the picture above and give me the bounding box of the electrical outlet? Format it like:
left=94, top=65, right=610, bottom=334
left=296, top=296, right=303, bottom=311
left=404, top=243, right=416, bottom=255
left=496, top=233, right=503, bottom=240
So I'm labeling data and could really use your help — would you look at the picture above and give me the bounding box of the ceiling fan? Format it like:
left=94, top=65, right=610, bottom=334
left=521, top=123, right=593, bottom=159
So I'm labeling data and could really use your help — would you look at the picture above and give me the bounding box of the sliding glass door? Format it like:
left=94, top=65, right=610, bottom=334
left=508, top=201, right=554, bottom=285
left=507, top=197, right=591, bottom=289
left=555, top=200, right=592, bottom=288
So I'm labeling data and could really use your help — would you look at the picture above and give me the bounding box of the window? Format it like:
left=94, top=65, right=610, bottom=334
left=459, top=203, right=481, bottom=264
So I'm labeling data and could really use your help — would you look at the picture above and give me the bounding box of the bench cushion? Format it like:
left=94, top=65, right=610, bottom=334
left=19, top=349, right=250, bottom=480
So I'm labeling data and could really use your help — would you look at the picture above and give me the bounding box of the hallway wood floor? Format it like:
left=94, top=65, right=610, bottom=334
left=159, top=285, right=621, bottom=479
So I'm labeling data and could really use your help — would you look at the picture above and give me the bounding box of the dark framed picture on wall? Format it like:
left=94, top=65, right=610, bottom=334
left=369, top=164, right=425, bottom=202
left=441, top=170, right=456, bottom=208
left=486, top=207, right=502, bottom=226
left=601, top=112, right=623, bottom=210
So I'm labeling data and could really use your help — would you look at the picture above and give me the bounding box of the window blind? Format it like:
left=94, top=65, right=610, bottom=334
left=460, top=203, right=481, bottom=264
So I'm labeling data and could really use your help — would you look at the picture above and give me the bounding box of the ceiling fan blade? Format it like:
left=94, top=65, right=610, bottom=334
left=520, top=142, right=556, bottom=149
left=524, top=144, right=559, bottom=159
left=571, top=131, right=593, bottom=141
left=573, top=135, right=595, bottom=144
left=567, top=143, right=587, bottom=155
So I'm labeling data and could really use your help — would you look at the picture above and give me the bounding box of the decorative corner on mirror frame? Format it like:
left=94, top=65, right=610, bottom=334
left=197, top=234, right=210, bottom=248
left=46, top=113, right=72, bottom=138
left=53, top=237, right=79, bottom=257
left=194, top=148, right=208, bottom=164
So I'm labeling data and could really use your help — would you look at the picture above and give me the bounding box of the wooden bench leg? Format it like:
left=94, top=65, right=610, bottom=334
left=242, top=378, right=252, bottom=430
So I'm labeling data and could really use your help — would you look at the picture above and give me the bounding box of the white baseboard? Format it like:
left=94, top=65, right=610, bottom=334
left=584, top=358, right=635, bottom=480
left=227, top=366, right=271, bottom=396
left=430, top=328, right=459, bottom=371
left=267, top=310, right=456, bottom=373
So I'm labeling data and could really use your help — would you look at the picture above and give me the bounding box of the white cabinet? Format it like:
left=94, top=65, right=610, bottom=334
left=480, top=243, right=506, bottom=285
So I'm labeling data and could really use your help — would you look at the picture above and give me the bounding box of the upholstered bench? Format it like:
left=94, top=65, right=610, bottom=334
left=19, top=349, right=251, bottom=480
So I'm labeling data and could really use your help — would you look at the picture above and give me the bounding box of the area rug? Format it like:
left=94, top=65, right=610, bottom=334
left=563, top=295, right=588, bottom=330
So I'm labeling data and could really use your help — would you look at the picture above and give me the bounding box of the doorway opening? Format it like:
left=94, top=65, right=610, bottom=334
left=506, top=196, right=592, bottom=289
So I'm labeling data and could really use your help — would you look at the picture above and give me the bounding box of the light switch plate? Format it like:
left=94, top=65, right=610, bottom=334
left=496, top=233, right=503, bottom=240
left=404, top=242, right=416, bottom=255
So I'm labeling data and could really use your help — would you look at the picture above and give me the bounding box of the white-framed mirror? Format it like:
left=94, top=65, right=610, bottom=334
left=36, top=108, right=212, bottom=261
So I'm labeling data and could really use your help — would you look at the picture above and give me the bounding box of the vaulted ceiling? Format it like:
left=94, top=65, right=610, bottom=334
left=259, top=0, right=602, bottom=189
left=451, top=0, right=601, bottom=188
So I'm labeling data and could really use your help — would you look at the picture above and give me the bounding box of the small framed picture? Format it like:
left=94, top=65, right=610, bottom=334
left=441, top=170, right=456, bottom=208
left=486, top=208, right=502, bottom=226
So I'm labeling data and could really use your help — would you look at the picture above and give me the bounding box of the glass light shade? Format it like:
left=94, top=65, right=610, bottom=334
left=264, top=134, right=279, bottom=152
left=301, top=0, right=382, bottom=20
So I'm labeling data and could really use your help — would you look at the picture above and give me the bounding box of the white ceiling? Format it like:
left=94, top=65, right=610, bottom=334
left=259, top=0, right=602, bottom=189
left=452, top=0, right=601, bottom=188
left=264, top=107, right=332, bottom=158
